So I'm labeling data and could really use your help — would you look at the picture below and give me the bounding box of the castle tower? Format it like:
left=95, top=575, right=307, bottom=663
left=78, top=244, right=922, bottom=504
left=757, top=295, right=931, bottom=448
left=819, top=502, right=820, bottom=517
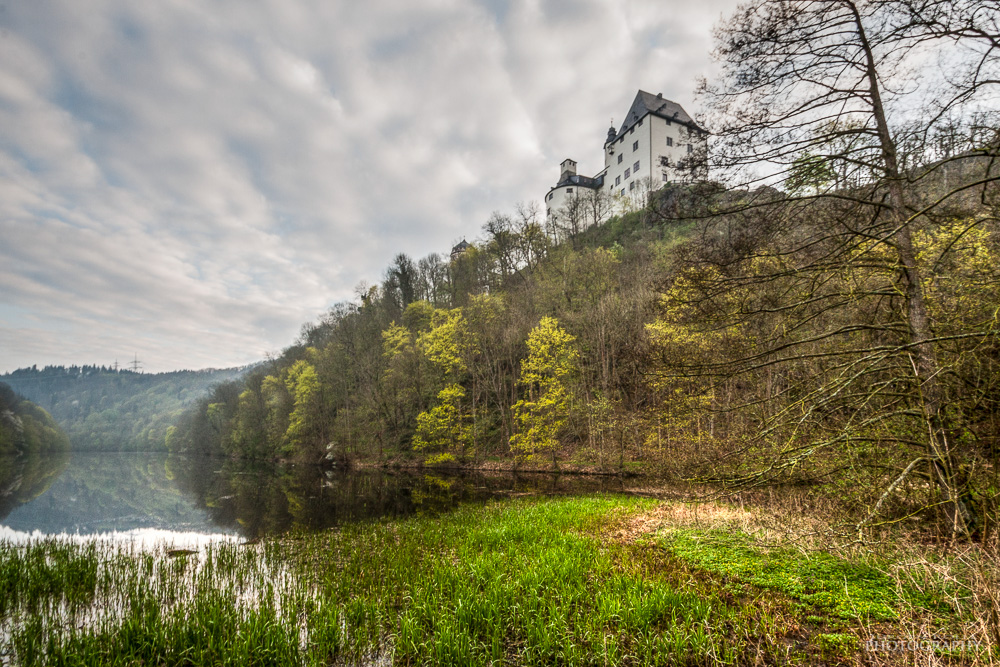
left=559, top=158, right=577, bottom=182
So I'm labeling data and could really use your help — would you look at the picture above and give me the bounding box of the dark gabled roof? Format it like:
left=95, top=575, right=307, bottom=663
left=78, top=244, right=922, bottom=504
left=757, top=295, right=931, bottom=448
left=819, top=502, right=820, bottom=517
left=553, top=173, right=604, bottom=190
left=608, top=90, right=702, bottom=144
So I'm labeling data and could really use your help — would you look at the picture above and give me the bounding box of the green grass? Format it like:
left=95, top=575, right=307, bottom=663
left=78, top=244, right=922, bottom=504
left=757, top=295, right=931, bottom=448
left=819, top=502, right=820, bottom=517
left=284, top=496, right=746, bottom=665
left=658, top=528, right=954, bottom=623
left=0, top=495, right=976, bottom=665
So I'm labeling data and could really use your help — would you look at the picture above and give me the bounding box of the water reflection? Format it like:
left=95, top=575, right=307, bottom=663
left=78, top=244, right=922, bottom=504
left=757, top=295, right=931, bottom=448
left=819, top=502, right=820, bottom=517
left=0, top=449, right=70, bottom=521
left=1, top=452, right=229, bottom=537
left=1, top=451, right=631, bottom=541
left=172, top=457, right=631, bottom=539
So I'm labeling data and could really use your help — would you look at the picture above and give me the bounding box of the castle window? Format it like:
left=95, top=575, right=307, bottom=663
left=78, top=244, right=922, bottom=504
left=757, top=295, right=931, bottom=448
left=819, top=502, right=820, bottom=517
left=566, top=188, right=573, bottom=193
left=617, top=154, right=623, bottom=164
left=547, top=208, right=551, bottom=216
left=688, top=144, right=694, bottom=154
left=624, top=168, right=631, bottom=179
left=662, top=173, right=669, bottom=182
left=629, top=127, right=635, bottom=135
left=629, top=181, right=635, bottom=191
left=632, top=141, right=639, bottom=151
left=638, top=118, right=643, bottom=127
left=620, top=189, right=625, bottom=196
left=615, top=175, right=621, bottom=186
left=634, top=161, right=640, bottom=172
left=666, top=137, right=673, bottom=147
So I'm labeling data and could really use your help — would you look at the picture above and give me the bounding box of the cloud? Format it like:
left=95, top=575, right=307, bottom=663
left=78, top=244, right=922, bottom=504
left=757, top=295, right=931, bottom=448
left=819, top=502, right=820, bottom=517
left=0, top=0, right=740, bottom=373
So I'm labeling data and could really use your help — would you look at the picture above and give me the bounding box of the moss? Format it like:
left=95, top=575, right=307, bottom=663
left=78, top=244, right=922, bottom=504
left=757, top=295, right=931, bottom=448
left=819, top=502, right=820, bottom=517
left=815, top=632, right=859, bottom=659
left=660, top=528, right=906, bottom=621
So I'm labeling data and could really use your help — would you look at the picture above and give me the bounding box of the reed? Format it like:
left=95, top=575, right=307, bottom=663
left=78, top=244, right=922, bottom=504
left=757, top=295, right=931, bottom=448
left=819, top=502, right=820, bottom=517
left=0, top=495, right=988, bottom=665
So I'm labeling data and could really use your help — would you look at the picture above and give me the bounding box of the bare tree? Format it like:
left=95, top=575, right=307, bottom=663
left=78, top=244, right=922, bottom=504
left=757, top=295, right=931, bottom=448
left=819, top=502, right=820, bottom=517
left=482, top=211, right=518, bottom=284
left=664, top=0, right=1000, bottom=535
left=582, top=187, right=613, bottom=228
left=552, top=193, right=589, bottom=247
left=513, top=201, right=549, bottom=271
left=416, top=253, right=447, bottom=306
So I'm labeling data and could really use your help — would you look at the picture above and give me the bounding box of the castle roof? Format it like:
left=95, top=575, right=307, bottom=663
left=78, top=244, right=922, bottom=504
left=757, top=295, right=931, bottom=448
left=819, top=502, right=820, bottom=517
left=553, top=172, right=605, bottom=190
left=608, top=90, right=702, bottom=145
left=450, top=239, right=470, bottom=258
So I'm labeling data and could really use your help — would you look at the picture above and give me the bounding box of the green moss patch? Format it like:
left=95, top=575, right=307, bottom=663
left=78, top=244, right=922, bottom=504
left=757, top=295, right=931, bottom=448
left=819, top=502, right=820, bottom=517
left=660, top=528, right=910, bottom=621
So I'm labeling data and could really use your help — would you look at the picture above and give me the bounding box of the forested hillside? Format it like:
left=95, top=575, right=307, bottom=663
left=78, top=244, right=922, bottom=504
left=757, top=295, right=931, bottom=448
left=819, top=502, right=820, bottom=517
left=169, top=205, right=685, bottom=469
left=2, top=366, right=249, bottom=451
left=172, top=0, right=1000, bottom=537
left=170, top=157, right=999, bottom=529
left=0, top=382, right=70, bottom=457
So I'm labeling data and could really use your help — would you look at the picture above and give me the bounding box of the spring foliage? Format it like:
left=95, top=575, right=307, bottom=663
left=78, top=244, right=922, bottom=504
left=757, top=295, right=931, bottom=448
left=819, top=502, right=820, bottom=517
left=509, top=317, right=577, bottom=463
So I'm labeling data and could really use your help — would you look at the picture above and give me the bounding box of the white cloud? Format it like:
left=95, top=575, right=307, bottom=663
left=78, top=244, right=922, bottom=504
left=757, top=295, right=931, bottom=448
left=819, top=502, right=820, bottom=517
left=0, top=0, right=740, bottom=373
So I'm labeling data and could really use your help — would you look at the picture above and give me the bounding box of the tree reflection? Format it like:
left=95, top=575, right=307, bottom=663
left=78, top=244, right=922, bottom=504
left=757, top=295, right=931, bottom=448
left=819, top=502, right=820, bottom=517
left=169, top=456, right=629, bottom=539
left=0, top=450, right=71, bottom=522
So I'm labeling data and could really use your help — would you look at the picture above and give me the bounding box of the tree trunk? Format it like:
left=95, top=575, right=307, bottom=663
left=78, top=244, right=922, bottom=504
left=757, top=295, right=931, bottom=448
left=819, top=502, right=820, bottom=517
left=850, top=0, right=973, bottom=535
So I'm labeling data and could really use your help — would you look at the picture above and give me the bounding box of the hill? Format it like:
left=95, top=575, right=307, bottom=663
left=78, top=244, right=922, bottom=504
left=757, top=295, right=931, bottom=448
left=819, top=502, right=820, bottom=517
left=1, top=366, right=250, bottom=452
left=168, top=162, right=999, bottom=536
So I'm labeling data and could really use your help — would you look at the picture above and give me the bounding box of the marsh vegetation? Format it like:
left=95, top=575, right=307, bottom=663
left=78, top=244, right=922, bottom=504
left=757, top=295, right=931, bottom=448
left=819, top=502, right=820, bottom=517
left=1, top=495, right=994, bottom=665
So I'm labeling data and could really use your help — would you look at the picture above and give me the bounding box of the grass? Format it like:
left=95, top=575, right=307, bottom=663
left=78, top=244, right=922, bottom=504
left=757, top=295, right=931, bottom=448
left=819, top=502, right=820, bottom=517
left=0, top=495, right=993, bottom=665
left=659, top=528, right=910, bottom=621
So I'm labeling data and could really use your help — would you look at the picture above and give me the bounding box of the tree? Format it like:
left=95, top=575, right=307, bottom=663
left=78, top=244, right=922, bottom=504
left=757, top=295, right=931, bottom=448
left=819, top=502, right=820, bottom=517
left=416, top=253, right=448, bottom=306
left=785, top=153, right=837, bottom=194
left=412, top=383, right=470, bottom=465
left=384, top=253, right=417, bottom=312
left=582, top=187, right=612, bottom=229
left=513, top=201, right=549, bottom=272
left=672, top=0, right=1000, bottom=535
left=411, top=308, right=477, bottom=462
left=551, top=194, right=588, bottom=247
left=510, top=317, right=578, bottom=465
left=482, top=211, right=518, bottom=285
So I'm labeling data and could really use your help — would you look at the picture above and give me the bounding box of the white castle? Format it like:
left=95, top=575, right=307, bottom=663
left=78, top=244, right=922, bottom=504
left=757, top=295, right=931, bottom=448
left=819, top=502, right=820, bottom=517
left=544, top=90, right=707, bottom=224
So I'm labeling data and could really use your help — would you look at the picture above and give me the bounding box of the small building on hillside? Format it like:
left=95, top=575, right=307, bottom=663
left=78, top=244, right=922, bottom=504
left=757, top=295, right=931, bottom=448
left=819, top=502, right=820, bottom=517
left=544, top=90, right=707, bottom=224
left=450, top=239, right=471, bottom=260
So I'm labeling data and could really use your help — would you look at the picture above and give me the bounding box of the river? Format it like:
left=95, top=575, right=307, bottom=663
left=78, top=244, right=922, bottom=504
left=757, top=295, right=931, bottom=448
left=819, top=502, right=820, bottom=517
left=0, top=450, right=629, bottom=544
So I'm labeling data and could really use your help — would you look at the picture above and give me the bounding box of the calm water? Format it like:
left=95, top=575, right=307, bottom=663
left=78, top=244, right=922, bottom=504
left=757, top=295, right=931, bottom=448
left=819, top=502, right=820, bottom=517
left=0, top=451, right=628, bottom=543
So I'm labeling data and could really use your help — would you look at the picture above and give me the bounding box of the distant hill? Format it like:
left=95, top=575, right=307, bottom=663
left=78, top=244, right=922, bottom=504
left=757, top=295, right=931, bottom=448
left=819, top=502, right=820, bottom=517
left=1, top=365, right=251, bottom=451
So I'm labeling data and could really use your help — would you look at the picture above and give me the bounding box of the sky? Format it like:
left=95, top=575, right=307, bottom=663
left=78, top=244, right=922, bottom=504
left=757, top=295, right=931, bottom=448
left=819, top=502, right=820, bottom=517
left=0, top=0, right=741, bottom=374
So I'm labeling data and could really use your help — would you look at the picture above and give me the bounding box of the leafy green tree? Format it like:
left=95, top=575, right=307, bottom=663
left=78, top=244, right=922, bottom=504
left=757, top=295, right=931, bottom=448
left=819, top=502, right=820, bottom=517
left=0, top=382, right=70, bottom=455
left=283, top=358, right=321, bottom=451
left=410, top=308, right=477, bottom=462
left=510, top=317, right=578, bottom=465
left=412, top=383, right=470, bottom=465
left=786, top=152, right=836, bottom=194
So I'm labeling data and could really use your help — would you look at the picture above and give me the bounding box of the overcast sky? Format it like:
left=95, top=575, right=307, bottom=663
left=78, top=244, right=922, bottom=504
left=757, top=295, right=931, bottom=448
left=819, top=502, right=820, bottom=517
left=0, top=0, right=740, bottom=373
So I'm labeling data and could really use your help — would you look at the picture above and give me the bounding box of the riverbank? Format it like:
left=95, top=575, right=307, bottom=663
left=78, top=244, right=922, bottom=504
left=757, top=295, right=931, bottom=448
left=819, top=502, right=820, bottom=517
left=1, top=495, right=993, bottom=665
left=351, top=453, right=646, bottom=477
